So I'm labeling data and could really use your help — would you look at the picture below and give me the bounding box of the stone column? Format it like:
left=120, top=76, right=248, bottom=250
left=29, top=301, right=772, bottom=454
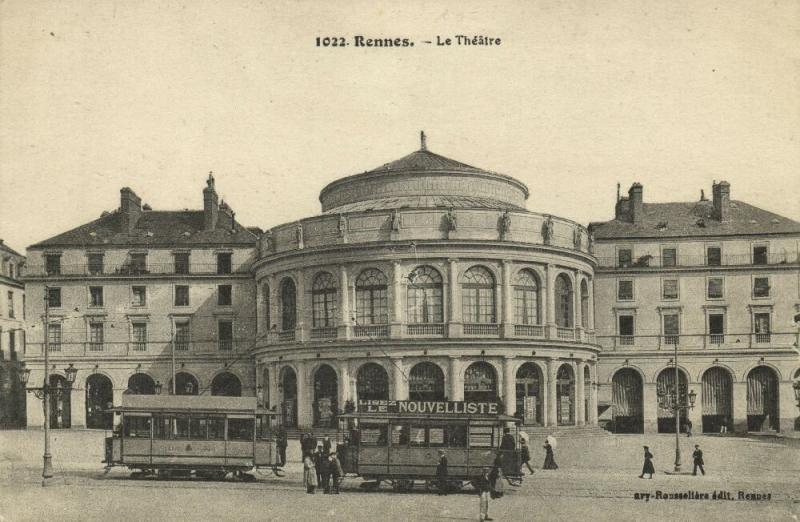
left=449, top=357, right=463, bottom=401
left=268, top=362, right=279, bottom=411
left=268, top=274, right=278, bottom=332
left=574, top=272, right=584, bottom=342
left=71, top=380, right=87, bottom=429
left=447, top=259, right=462, bottom=337
left=391, top=358, right=407, bottom=400
left=338, top=265, right=351, bottom=340
left=778, top=380, right=796, bottom=433
left=295, top=270, right=308, bottom=342
left=546, top=265, right=558, bottom=339
left=501, top=260, right=514, bottom=339
left=546, top=358, right=558, bottom=427
left=575, top=360, right=586, bottom=426
left=112, top=386, right=124, bottom=427
left=587, top=278, right=595, bottom=333
left=732, top=381, right=748, bottom=433
left=503, top=356, right=516, bottom=415
left=642, top=382, right=658, bottom=434
left=588, top=363, right=599, bottom=425
left=338, top=361, right=351, bottom=412
left=390, top=261, right=405, bottom=338
left=296, top=361, right=312, bottom=429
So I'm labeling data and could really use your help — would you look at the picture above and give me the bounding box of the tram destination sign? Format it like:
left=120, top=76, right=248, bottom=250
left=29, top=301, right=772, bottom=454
left=358, top=399, right=499, bottom=415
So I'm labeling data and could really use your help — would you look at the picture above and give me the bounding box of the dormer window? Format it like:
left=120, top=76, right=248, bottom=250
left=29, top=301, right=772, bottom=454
left=45, top=254, right=61, bottom=275
left=752, top=245, right=768, bottom=265
left=618, top=248, right=632, bottom=268
left=217, top=253, right=232, bottom=275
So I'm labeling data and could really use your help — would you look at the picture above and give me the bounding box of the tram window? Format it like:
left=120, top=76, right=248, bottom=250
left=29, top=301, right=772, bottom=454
left=468, top=424, right=494, bottom=448
left=174, top=416, right=192, bottom=439
left=189, top=418, right=206, bottom=439
left=409, top=426, right=427, bottom=447
left=208, top=417, right=226, bottom=440
left=390, top=424, right=409, bottom=446
left=256, top=416, right=270, bottom=439
left=228, top=418, right=254, bottom=441
left=153, top=416, right=172, bottom=439
left=124, top=416, right=151, bottom=438
left=428, top=427, right=446, bottom=447
left=359, top=424, right=388, bottom=446
left=448, top=425, right=467, bottom=448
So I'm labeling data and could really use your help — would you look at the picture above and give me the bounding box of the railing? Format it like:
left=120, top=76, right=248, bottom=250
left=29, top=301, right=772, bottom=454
left=557, top=327, right=575, bottom=340
left=354, top=325, right=389, bottom=338
left=311, top=327, right=338, bottom=340
left=663, top=335, right=679, bottom=345
left=218, top=339, right=233, bottom=351
left=406, top=324, right=445, bottom=336
left=597, top=252, right=798, bottom=269
left=463, top=324, right=499, bottom=336
left=25, top=263, right=249, bottom=277
left=278, top=330, right=296, bottom=342
left=618, top=335, right=634, bottom=346
left=131, top=342, right=147, bottom=352
left=88, top=342, right=104, bottom=352
left=754, top=333, right=771, bottom=343
left=514, top=324, right=544, bottom=337
left=709, top=334, right=724, bottom=345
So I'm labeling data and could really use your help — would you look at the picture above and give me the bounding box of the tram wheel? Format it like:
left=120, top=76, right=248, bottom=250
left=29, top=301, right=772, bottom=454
left=393, top=479, right=414, bottom=492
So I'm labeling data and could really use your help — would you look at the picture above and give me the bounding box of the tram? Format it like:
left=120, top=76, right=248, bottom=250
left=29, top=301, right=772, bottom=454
left=336, top=400, right=523, bottom=492
left=103, top=395, right=281, bottom=480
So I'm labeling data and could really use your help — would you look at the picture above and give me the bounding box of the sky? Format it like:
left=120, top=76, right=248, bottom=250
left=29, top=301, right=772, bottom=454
left=1, top=0, right=798, bottom=254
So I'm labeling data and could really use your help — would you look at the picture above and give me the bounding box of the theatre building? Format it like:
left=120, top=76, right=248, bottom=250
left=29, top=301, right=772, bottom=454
left=252, top=135, right=601, bottom=431
left=591, top=182, right=800, bottom=434
left=22, top=177, right=259, bottom=428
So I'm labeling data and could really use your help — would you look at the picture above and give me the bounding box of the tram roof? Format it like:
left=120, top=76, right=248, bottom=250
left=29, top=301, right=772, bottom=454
left=114, top=394, right=276, bottom=415
left=339, top=412, right=521, bottom=423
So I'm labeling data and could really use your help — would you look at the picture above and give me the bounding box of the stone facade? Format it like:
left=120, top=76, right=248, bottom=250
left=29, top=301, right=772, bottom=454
left=0, top=241, right=26, bottom=427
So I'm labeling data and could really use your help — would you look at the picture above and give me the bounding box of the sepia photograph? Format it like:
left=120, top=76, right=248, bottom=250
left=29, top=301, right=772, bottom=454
left=0, top=1, right=798, bottom=520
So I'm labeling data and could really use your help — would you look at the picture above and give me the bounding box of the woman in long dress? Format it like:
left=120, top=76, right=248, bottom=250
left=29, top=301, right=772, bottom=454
left=639, top=446, right=654, bottom=479
left=542, top=439, right=558, bottom=470
left=304, top=453, right=318, bottom=493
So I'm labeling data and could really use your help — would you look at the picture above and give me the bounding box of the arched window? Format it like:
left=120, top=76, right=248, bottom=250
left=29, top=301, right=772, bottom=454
left=513, top=269, right=540, bottom=325
left=355, top=269, right=388, bottom=325
left=407, top=266, right=443, bottom=324
left=462, top=266, right=496, bottom=324
left=312, top=272, right=337, bottom=328
left=580, top=279, right=589, bottom=329
left=127, top=373, right=156, bottom=395
left=357, top=363, right=389, bottom=401
left=555, top=274, right=573, bottom=328
left=262, top=284, right=271, bottom=329
left=464, top=361, right=497, bottom=402
left=409, top=362, right=445, bottom=401
left=211, top=372, right=242, bottom=397
left=280, top=278, right=296, bottom=331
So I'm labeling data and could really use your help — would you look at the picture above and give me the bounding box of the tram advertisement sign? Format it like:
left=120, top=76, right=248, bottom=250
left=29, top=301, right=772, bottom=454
left=358, top=399, right=499, bottom=415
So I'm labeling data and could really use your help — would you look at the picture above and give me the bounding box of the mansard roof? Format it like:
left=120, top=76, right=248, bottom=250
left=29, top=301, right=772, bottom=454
left=590, top=200, right=800, bottom=239
left=30, top=210, right=258, bottom=249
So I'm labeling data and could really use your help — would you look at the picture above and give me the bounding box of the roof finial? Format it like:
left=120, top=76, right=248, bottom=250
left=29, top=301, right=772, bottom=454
left=616, top=182, right=620, bottom=202
left=420, top=131, right=427, bottom=151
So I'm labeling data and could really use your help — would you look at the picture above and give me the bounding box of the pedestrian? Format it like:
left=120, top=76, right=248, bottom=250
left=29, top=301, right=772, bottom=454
left=319, top=448, right=331, bottom=493
left=639, top=446, right=654, bottom=479
left=314, top=445, right=324, bottom=486
left=519, top=438, right=534, bottom=474
left=322, top=435, right=332, bottom=457
left=686, top=419, right=693, bottom=437
left=542, top=438, right=558, bottom=470
left=719, top=417, right=728, bottom=434
left=436, top=449, right=449, bottom=496
left=692, top=444, right=705, bottom=476
left=477, top=467, right=493, bottom=521
left=489, top=455, right=505, bottom=500
left=303, top=452, right=318, bottom=494
left=500, top=427, right=515, bottom=451
left=329, top=452, right=343, bottom=494
left=276, top=425, right=287, bottom=467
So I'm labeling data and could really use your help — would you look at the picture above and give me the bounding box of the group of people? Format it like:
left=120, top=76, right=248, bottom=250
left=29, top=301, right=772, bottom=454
left=639, top=444, right=705, bottom=479
left=301, top=433, right=344, bottom=494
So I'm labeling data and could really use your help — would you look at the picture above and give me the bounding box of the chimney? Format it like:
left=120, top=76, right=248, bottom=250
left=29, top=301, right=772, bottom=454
left=203, top=172, right=219, bottom=230
left=712, top=180, right=730, bottom=222
left=119, top=187, right=142, bottom=232
left=217, top=199, right=235, bottom=231
left=628, top=183, right=643, bottom=223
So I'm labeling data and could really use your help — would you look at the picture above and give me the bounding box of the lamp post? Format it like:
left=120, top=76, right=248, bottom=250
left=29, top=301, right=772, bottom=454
left=18, top=362, right=78, bottom=486
left=657, top=374, right=696, bottom=474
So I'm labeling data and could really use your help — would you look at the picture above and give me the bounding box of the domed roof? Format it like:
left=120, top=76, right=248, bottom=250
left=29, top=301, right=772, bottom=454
left=319, top=133, right=530, bottom=213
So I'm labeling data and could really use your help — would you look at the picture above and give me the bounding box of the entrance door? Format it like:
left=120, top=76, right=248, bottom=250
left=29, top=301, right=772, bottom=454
left=86, top=374, right=113, bottom=429
left=747, top=366, right=779, bottom=432
left=701, top=367, right=732, bottom=433
left=515, top=363, right=542, bottom=425
left=656, top=368, right=688, bottom=433
left=281, top=367, right=297, bottom=428
left=612, top=368, right=643, bottom=433
left=313, top=365, right=338, bottom=428
left=49, top=375, right=71, bottom=428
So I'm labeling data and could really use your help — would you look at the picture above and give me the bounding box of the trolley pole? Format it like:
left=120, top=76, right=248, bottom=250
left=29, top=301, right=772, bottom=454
left=42, top=287, right=53, bottom=485
left=673, top=342, right=681, bottom=473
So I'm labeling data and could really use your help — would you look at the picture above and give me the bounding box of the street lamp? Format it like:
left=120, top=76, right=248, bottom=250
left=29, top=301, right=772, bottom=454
left=657, top=380, right=696, bottom=474
left=18, top=362, right=78, bottom=486
left=154, top=381, right=163, bottom=395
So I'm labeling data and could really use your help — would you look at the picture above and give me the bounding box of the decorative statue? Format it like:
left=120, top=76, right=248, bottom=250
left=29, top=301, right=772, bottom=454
left=542, top=215, right=554, bottom=244
left=261, top=230, right=273, bottom=255
left=573, top=227, right=583, bottom=249
left=391, top=209, right=401, bottom=232
left=588, top=231, right=595, bottom=254
left=500, top=210, right=512, bottom=237
left=295, top=222, right=304, bottom=249
left=338, top=214, right=348, bottom=238
left=445, top=208, right=458, bottom=231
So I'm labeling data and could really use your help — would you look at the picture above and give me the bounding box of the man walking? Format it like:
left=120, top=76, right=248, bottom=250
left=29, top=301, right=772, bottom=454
left=329, top=452, right=343, bottom=494
left=276, top=425, right=287, bottom=467
left=686, top=419, right=693, bottom=437
left=477, top=467, right=493, bottom=521
left=436, top=449, right=449, bottom=496
left=692, top=444, right=705, bottom=476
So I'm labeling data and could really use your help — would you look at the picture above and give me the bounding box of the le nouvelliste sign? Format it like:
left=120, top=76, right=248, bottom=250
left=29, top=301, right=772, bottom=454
left=358, top=400, right=499, bottom=415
